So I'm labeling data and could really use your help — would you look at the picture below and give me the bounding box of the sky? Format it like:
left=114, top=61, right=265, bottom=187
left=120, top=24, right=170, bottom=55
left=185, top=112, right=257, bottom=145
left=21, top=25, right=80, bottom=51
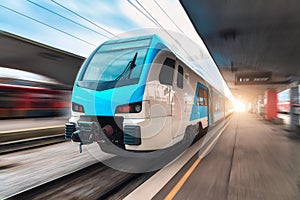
left=0, top=0, right=234, bottom=100
left=0, top=0, right=205, bottom=57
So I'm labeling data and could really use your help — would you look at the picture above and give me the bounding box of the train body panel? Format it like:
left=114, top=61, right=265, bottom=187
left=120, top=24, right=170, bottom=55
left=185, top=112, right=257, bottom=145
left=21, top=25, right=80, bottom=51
left=66, top=34, right=233, bottom=153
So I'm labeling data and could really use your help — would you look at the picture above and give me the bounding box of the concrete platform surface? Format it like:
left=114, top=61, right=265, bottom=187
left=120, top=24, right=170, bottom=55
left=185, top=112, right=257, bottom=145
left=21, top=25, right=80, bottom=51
left=155, top=113, right=300, bottom=200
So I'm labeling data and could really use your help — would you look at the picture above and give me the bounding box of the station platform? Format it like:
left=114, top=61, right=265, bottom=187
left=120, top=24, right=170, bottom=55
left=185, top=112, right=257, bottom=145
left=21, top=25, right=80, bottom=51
left=128, top=112, right=300, bottom=199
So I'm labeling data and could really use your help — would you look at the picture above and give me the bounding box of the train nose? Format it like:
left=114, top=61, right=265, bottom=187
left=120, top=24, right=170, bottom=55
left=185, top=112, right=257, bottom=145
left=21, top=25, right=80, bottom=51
left=64, top=115, right=129, bottom=153
left=64, top=121, right=118, bottom=151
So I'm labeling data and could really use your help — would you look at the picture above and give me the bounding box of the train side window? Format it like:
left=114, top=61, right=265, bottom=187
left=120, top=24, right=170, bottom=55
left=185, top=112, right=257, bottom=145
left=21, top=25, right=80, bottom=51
left=177, top=65, right=184, bottom=89
left=204, top=89, right=208, bottom=106
left=159, top=58, right=175, bottom=85
left=197, top=87, right=208, bottom=106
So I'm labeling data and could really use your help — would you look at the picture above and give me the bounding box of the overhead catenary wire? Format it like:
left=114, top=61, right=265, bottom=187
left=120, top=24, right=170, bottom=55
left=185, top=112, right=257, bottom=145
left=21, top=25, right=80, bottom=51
left=129, top=0, right=196, bottom=62
left=130, top=0, right=215, bottom=89
left=0, top=4, right=96, bottom=46
left=26, top=0, right=110, bottom=39
left=127, top=0, right=160, bottom=27
left=50, top=0, right=117, bottom=38
left=127, top=0, right=192, bottom=57
left=153, top=0, right=185, bottom=34
left=134, top=0, right=190, bottom=51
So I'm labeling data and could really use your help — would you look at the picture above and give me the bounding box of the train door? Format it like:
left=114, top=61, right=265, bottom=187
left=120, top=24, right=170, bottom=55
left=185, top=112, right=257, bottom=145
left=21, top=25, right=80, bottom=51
left=148, top=51, right=176, bottom=118
left=190, top=83, right=209, bottom=128
left=172, top=64, right=184, bottom=138
left=208, top=86, right=213, bottom=125
left=158, top=56, right=176, bottom=114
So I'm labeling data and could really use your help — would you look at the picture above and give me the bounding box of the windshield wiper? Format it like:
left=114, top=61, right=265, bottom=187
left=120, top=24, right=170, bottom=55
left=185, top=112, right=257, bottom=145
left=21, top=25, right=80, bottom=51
left=115, top=52, right=138, bottom=81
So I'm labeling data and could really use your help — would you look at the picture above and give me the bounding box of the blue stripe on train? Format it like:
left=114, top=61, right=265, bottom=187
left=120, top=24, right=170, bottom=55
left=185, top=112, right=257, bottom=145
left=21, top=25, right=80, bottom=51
left=72, top=37, right=166, bottom=116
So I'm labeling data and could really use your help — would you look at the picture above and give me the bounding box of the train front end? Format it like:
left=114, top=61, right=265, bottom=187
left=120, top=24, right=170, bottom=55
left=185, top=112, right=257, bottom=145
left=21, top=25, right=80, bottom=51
left=65, top=35, right=164, bottom=154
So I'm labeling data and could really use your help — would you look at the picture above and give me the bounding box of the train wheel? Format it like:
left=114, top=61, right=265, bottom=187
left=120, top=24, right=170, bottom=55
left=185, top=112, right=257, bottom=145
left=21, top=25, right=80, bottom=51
left=184, top=125, right=194, bottom=146
left=193, top=122, right=202, bottom=140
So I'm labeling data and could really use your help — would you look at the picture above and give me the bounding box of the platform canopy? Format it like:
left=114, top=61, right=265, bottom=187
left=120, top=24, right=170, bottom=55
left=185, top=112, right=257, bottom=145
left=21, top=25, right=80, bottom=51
left=180, top=0, right=300, bottom=101
left=0, top=31, right=84, bottom=86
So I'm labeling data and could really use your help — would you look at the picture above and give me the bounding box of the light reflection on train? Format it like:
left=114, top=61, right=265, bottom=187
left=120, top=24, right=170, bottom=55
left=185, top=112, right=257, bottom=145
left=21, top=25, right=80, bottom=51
left=0, top=78, right=71, bottom=118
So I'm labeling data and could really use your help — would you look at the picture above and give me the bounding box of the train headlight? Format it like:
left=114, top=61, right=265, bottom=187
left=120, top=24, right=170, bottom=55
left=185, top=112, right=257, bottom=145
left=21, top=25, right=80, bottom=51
left=134, top=104, right=142, bottom=113
left=72, top=102, right=85, bottom=113
left=116, top=102, right=142, bottom=113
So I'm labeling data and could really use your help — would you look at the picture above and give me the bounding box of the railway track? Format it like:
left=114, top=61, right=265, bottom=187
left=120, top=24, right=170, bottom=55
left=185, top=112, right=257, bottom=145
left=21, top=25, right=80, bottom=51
left=0, top=126, right=65, bottom=154
left=6, top=161, right=154, bottom=200
left=2, top=117, right=232, bottom=199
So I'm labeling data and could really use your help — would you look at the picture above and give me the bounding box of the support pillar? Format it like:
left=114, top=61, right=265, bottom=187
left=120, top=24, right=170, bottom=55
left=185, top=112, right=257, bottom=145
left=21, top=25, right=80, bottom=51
left=290, top=84, right=300, bottom=132
left=265, top=90, right=278, bottom=120
left=257, top=95, right=264, bottom=117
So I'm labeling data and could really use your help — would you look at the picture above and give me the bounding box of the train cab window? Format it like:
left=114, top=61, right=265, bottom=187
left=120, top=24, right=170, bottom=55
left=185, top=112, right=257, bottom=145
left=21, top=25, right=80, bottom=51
left=177, top=65, right=184, bottom=89
left=159, top=58, right=175, bottom=85
left=197, top=87, right=208, bottom=106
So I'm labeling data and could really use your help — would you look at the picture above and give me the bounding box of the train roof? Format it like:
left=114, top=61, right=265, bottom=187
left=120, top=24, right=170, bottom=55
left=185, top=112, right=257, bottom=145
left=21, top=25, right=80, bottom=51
left=102, top=35, right=156, bottom=45
left=101, top=34, right=234, bottom=101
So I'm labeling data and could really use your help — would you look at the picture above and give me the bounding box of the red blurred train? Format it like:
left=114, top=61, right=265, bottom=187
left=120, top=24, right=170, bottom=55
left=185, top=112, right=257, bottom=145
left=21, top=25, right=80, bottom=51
left=0, top=79, right=71, bottom=118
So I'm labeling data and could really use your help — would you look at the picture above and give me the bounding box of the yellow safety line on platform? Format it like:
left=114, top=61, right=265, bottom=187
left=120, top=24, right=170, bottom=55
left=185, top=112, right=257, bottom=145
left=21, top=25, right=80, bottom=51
left=164, top=118, right=232, bottom=200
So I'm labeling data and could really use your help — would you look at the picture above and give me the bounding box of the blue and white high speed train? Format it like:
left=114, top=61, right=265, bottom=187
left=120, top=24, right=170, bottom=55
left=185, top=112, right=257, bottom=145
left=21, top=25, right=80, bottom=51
left=65, top=34, right=233, bottom=154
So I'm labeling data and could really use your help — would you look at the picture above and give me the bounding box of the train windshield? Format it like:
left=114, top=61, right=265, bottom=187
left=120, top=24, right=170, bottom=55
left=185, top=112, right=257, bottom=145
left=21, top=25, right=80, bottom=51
left=78, top=38, right=151, bottom=91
